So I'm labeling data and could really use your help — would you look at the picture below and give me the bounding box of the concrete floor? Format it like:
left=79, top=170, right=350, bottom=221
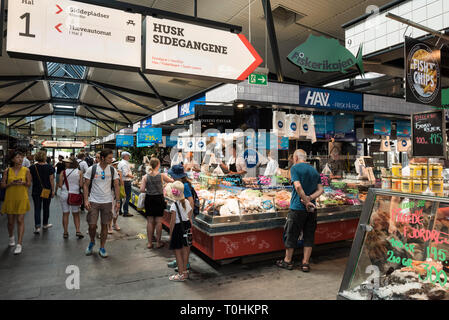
left=0, top=195, right=351, bottom=300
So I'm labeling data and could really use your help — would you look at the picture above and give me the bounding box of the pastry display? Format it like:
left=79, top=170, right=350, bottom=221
left=274, top=190, right=291, bottom=210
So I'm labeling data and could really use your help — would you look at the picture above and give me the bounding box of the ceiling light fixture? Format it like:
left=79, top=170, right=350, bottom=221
left=237, top=103, right=244, bottom=108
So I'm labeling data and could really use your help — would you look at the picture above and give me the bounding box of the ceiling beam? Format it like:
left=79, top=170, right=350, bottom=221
left=262, top=0, right=283, bottom=82
left=9, top=103, right=46, bottom=127
left=81, top=105, right=116, bottom=132
left=0, top=102, right=48, bottom=118
left=79, top=117, right=113, bottom=133
left=92, top=86, right=133, bottom=124
left=83, top=103, right=147, bottom=117
left=12, top=115, right=47, bottom=128
left=0, top=81, right=40, bottom=110
left=138, top=71, right=168, bottom=107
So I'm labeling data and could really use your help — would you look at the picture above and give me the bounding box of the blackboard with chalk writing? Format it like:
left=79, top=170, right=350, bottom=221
left=412, top=110, right=446, bottom=158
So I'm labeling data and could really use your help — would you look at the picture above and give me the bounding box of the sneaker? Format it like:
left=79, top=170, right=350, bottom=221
left=175, top=263, right=191, bottom=273
left=8, top=237, right=15, bottom=247
left=14, top=244, right=22, bottom=255
left=34, top=227, right=41, bottom=234
left=85, top=242, right=95, bottom=256
left=99, top=248, right=108, bottom=258
left=167, top=260, right=177, bottom=268
left=43, top=224, right=53, bottom=230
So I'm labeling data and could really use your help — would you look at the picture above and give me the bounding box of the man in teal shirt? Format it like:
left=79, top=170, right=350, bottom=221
left=277, top=149, right=324, bottom=272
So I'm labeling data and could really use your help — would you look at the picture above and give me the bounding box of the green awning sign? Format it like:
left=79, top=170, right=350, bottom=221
left=287, top=35, right=364, bottom=76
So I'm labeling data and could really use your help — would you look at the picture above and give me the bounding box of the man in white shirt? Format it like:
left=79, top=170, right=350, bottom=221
left=221, top=144, right=247, bottom=177
left=83, top=149, right=120, bottom=258
left=118, top=151, right=134, bottom=217
left=22, top=155, right=30, bottom=168
left=77, top=153, right=89, bottom=174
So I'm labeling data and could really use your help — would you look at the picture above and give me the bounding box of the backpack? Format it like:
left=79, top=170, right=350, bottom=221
left=88, top=164, right=115, bottom=196
left=189, top=184, right=200, bottom=216
left=85, top=156, right=94, bottom=167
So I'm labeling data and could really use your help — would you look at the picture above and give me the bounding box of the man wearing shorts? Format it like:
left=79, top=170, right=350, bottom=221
left=277, top=149, right=323, bottom=272
left=83, top=149, right=120, bottom=258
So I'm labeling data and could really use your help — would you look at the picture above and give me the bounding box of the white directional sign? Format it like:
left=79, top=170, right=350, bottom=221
left=42, top=140, right=85, bottom=148
left=7, top=0, right=141, bottom=70
left=144, top=16, right=263, bottom=82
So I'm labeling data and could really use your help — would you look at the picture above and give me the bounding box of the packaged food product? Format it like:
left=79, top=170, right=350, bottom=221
left=392, top=178, right=401, bottom=192
left=431, top=164, right=443, bottom=178
left=412, top=179, right=422, bottom=193
left=381, top=177, right=391, bottom=189
left=431, top=178, right=443, bottom=193
left=421, top=165, right=427, bottom=179
left=410, top=164, right=422, bottom=178
left=422, top=179, right=428, bottom=192
left=402, top=178, right=411, bottom=193
left=392, top=163, right=402, bottom=178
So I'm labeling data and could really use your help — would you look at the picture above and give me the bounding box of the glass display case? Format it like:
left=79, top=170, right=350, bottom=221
left=338, top=188, right=449, bottom=300
left=193, top=174, right=371, bottom=235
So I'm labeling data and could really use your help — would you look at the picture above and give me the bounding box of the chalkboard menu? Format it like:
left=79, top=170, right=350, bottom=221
left=412, top=110, right=446, bottom=158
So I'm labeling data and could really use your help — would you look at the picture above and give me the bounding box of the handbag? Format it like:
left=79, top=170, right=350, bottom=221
left=63, top=170, right=83, bottom=206
left=174, top=201, right=193, bottom=247
left=120, top=185, right=126, bottom=199
left=35, top=165, right=51, bottom=199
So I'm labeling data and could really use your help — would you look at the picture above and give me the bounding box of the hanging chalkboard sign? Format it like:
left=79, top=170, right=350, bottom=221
left=412, top=110, right=447, bottom=158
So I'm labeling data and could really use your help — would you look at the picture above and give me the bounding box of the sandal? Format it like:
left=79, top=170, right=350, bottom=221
left=301, top=263, right=311, bottom=272
left=113, top=225, right=121, bottom=231
left=276, top=259, right=293, bottom=270
left=169, top=273, right=186, bottom=282
left=76, top=232, right=84, bottom=239
left=63, top=233, right=69, bottom=239
left=156, top=242, right=165, bottom=249
left=147, top=243, right=153, bottom=249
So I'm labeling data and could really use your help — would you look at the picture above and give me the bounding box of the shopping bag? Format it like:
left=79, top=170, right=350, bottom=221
left=137, top=193, right=146, bottom=209
left=380, top=136, right=391, bottom=152
left=397, top=137, right=411, bottom=152
left=273, top=110, right=286, bottom=136
left=286, top=114, right=299, bottom=140
left=120, top=185, right=126, bottom=199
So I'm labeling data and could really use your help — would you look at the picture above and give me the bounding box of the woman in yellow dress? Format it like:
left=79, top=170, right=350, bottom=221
left=1, top=150, right=31, bottom=255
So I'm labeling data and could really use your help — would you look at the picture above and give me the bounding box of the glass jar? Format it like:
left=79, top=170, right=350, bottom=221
left=431, top=178, right=443, bottom=194
left=382, top=177, right=392, bottom=189
left=421, top=165, right=427, bottom=179
left=412, top=179, right=422, bottom=194
left=392, top=163, right=402, bottom=178
left=410, top=164, right=422, bottom=178
left=401, top=178, right=411, bottom=193
left=392, top=178, right=402, bottom=192
left=432, top=164, right=443, bottom=179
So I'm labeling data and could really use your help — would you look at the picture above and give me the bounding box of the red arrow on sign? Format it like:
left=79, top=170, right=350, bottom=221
left=56, top=5, right=63, bottom=14
left=236, top=34, right=263, bottom=81
left=55, top=23, right=63, bottom=33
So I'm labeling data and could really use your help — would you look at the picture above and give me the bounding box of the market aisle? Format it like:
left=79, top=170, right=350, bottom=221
left=0, top=197, right=350, bottom=300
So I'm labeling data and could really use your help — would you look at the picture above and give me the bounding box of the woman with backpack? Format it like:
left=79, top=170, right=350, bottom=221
left=140, top=158, right=173, bottom=249
left=58, top=157, right=84, bottom=239
left=165, top=181, right=192, bottom=281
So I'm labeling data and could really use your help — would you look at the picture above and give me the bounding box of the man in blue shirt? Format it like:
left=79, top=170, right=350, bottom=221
left=277, top=149, right=323, bottom=272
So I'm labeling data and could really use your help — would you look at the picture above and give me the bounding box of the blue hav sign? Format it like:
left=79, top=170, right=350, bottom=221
left=397, top=121, right=411, bottom=137
left=299, top=86, right=362, bottom=111
left=116, top=135, right=134, bottom=147
left=178, top=95, right=205, bottom=118
left=137, top=128, right=162, bottom=147
left=334, top=114, right=355, bottom=140
left=314, top=115, right=334, bottom=139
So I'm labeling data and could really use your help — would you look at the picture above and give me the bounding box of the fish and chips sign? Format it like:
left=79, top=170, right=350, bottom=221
left=405, top=37, right=441, bottom=107
left=287, top=35, right=364, bottom=76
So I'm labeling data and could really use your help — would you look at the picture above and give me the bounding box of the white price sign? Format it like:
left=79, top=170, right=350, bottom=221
left=144, top=16, right=262, bottom=82
left=7, top=0, right=141, bottom=70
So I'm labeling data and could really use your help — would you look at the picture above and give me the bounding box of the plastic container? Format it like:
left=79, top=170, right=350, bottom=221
left=412, top=179, right=422, bottom=193
left=392, top=164, right=402, bottom=178
left=410, top=164, right=422, bottom=178
left=392, top=178, right=402, bottom=192
left=431, top=178, right=443, bottom=194
left=401, top=178, right=411, bottom=193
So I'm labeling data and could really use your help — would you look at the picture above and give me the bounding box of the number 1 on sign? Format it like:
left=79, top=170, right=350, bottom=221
left=19, top=12, right=35, bottom=38
left=430, top=133, right=443, bottom=145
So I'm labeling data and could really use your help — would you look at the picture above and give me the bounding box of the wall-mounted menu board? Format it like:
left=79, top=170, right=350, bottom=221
left=412, top=110, right=446, bottom=158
